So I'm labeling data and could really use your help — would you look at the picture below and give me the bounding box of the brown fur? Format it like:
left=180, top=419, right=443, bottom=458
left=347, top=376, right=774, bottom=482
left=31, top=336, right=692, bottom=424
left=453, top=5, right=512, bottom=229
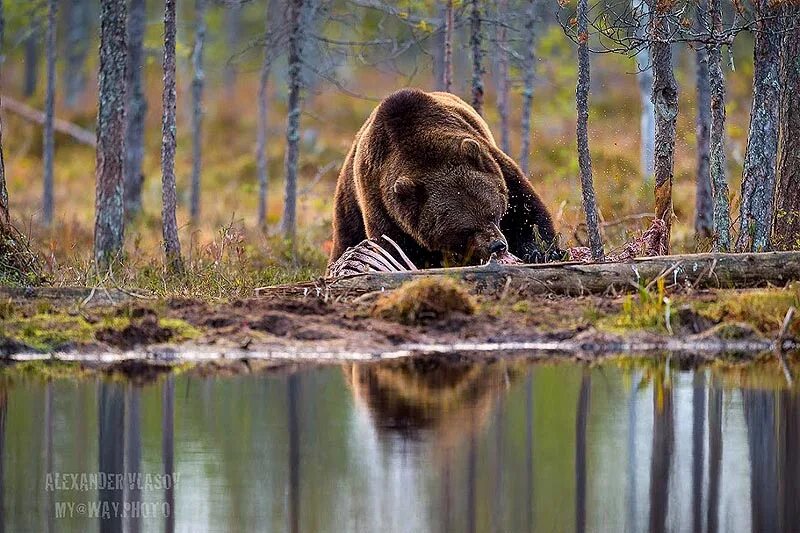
left=329, top=88, right=558, bottom=267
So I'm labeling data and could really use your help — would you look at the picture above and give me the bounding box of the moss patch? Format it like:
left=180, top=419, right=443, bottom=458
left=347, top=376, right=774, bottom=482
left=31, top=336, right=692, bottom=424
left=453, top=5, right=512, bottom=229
left=0, top=360, right=90, bottom=380
left=372, top=277, right=477, bottom=325
left=693, top=285, right=800, bottom=336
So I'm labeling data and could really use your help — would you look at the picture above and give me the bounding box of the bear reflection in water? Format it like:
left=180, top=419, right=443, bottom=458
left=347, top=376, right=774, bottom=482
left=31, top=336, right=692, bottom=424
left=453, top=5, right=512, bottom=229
left=344, top=355, right=521, bottom=449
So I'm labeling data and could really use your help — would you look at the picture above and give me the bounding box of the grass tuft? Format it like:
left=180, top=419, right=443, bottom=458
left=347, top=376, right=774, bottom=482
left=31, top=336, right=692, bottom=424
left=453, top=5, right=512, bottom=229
left=372, top=277, right=477, bottom=325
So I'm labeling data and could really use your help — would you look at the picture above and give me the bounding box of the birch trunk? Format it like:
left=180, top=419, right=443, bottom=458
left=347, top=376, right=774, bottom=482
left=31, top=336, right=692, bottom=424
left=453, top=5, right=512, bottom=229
left=95, top=0, right=127, bottom=269
left=190, top=0, right=207, bottom=223
left=632, top=0, right=654, bottom=179
left=42, top=0, right=56, bottom=226
left=443, top=0, right=453, bottom=93
left=648, top=0, right=678, bottom=254
left=694, top=0, right=712, bottom=240
left=282, top=0, right=305, bottom=243
left=494, top=0, right=510, bottom=154
left=576, top=0, right=604, bottom=261
left=469, top=0, right=484, bottom=115
left=708, top=0, right=730, bottom=251
left=124, top=0, right=147, bottom=219
left=65, top=0, right=91, bottom=109
left=519, top=0, right=537, bottom=175
left=161, top=0, right=183, bottom=270
left=774, top=5, right=800, bottom=250
left=257, top=0, right=275, bottom=228
left=736, top=0, right=782, bottom=252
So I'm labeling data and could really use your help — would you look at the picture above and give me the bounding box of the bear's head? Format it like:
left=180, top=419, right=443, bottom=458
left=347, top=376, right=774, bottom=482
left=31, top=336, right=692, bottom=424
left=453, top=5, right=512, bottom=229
left=389, top=138, right=510, bottom=265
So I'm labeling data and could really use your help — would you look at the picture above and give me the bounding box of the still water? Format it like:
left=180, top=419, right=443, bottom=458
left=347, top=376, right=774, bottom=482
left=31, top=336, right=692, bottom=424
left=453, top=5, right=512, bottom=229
left=1, top=357, right=798, bottom=533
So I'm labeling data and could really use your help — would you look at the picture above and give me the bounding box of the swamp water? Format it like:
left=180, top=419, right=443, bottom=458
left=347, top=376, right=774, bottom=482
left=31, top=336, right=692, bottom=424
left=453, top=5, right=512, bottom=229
left=1, top=357, right=798, bottom=532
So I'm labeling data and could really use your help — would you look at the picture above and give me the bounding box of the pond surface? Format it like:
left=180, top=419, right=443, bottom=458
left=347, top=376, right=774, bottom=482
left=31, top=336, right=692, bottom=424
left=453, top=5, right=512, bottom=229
left=2, top=357, right=798, bottom=532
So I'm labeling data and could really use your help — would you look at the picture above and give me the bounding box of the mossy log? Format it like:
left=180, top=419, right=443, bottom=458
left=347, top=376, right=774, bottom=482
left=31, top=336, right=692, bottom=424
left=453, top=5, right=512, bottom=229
left=256, top=251, right=800, bottom=298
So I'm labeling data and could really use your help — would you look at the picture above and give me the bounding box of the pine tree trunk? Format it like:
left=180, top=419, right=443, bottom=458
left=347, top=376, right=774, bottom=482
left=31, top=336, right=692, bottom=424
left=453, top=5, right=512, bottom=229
left=469, top=0, right=484, bottom=115
left=161, top=0, right=182, bottom=270
left=224, top=4, right=242, bottom=101
left=0, top=95, right=6, bottom=225
left=42, top=0, right=57, bottom=227
left=124, top=0, right=147, bottom=219
left=576, top=0, right=604, bottom=261
left=694, top=0, right=713, bottom=241
left=190, top=0, right=207, bottom=223
left=433, top=3, right=446, bottom=91
left=774, top=5, right=800, bottom=250
left=23, top=24, right=38, bottom=97
left=736, top=0, right=782, bottom=252
left=65, top=0, right=91, bottom=109
left=648, top=0, right=679, bottom=254
left=519, top=0, right=537, bottom=175
left=708, top=0, right=730, bottom=251
left=283, top=0, right=305, bottom=243
left=94, top=0, right=128, bottom=268
left=257, top=0, right=275, bottom=228
left=632, top=0, right=654, bottom=179
left=494, top=0, right=510, bottom=154
left=443, top=0, right=453, bottom=93
left=0, top=0, right=4, bottom=66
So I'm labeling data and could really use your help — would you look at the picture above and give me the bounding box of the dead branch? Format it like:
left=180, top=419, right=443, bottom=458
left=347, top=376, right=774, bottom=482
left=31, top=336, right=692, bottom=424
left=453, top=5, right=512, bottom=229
left=1, top=95, right=96, bottom=147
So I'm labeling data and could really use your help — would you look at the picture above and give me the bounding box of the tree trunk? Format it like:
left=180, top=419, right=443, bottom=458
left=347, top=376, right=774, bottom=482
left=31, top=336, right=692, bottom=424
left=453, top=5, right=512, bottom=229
left=694, top=1, right=713, bottom=241
left=282, top=0, right=305, bottom=243
left=42, top=0, right=57, bottom=227
left=648, top=0, right=679, bottom=254
left=469, top=0, right=484, bottom=115
left=632, top=0, right=654, bottom=179
left=648, top=374, right=673, bottom=533
left=124, top=0, right=147, bottom=219
left=257, top=0, right=275, bottom=228
left=494, top=0, right=510, bottom=154
left=433, top=3, right=446, bottom=91
left=23, top=24, right=38, bottom=97
left=774, top=4, right=800, bottom=250
left=94, top=0, right=127, bottom=269
left=708, top=0, right=730, bottom=251
left=161, top=0, right=182, bottom=270
left=224, top=4, right=242, bottom=101
left=443, top=0, right=453, bottom=93
left=0, top=95, right=6, bottom=225
left=190, top=0, right=207, bottom=223
left=576, top=0, right=604, bottom=261
left=64, top=0, right=91, bottom=109
left=574, top=372, right=590, bottom=533
left=519, top=0, right=537, bottom=175
left=0, top=0, right=4, bottom=66
left=736, top=0, right=782, bottom=252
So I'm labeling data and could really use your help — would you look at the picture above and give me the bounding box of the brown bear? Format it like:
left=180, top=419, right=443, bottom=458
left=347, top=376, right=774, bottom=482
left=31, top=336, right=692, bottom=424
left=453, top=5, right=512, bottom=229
left=329, top=88, right=558, bottom=268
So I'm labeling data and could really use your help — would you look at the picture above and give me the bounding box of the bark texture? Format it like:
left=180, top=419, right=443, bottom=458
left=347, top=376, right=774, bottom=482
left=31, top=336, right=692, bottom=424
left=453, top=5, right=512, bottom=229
left=42, top=0, right=57, bottom=226
left=519, top=0, right=538, bottom=175
left=0, top=94, right=6, bottom=224
left=632, top=0, right=654, bottom=179
left=648, top=0, right=678, bottom=254
left=257, top=0, right=276, bottom=227
left=443, top=0, right=453, bottom=93
left=469, top=0, right=484, bottom=115
left=190, top=0, right=208, bottom=223
left=124, top=0, right=147, bottom=219
left=161, top=0, right=182, bottom=269
left=708, top=0, right=730, bottom=251
left=694, top=2, right=713, bottom=240
left=576, top=0, right=604, bottom=261
left=65, top=0, right=91, bottom=108
left=94, top=0, right=128, bottom=268
left=736, top=0, right=782, bottom=252
left=494, top=0, right=510, bottom=154
left=774, top=4, right=800, bottom=250
left=282, top=0, right=305, bottom=242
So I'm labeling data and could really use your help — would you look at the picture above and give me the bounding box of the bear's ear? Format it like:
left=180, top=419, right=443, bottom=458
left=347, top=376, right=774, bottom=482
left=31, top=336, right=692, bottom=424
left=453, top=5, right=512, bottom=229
left=393, top=176, right=424, bottom=202
left=460, top=138, right=490, bottom=171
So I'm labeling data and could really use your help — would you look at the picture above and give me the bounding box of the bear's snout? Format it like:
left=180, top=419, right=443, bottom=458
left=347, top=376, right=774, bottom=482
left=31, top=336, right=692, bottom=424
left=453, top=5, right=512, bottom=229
left=488, top=240, right=507, bottom=255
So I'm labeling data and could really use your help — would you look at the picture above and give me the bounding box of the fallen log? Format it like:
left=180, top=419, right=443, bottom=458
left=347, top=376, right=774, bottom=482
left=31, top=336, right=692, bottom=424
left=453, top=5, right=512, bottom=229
left=255, top=251, right=800, bottom=298
left=1, top=95, right=96, bottom=147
